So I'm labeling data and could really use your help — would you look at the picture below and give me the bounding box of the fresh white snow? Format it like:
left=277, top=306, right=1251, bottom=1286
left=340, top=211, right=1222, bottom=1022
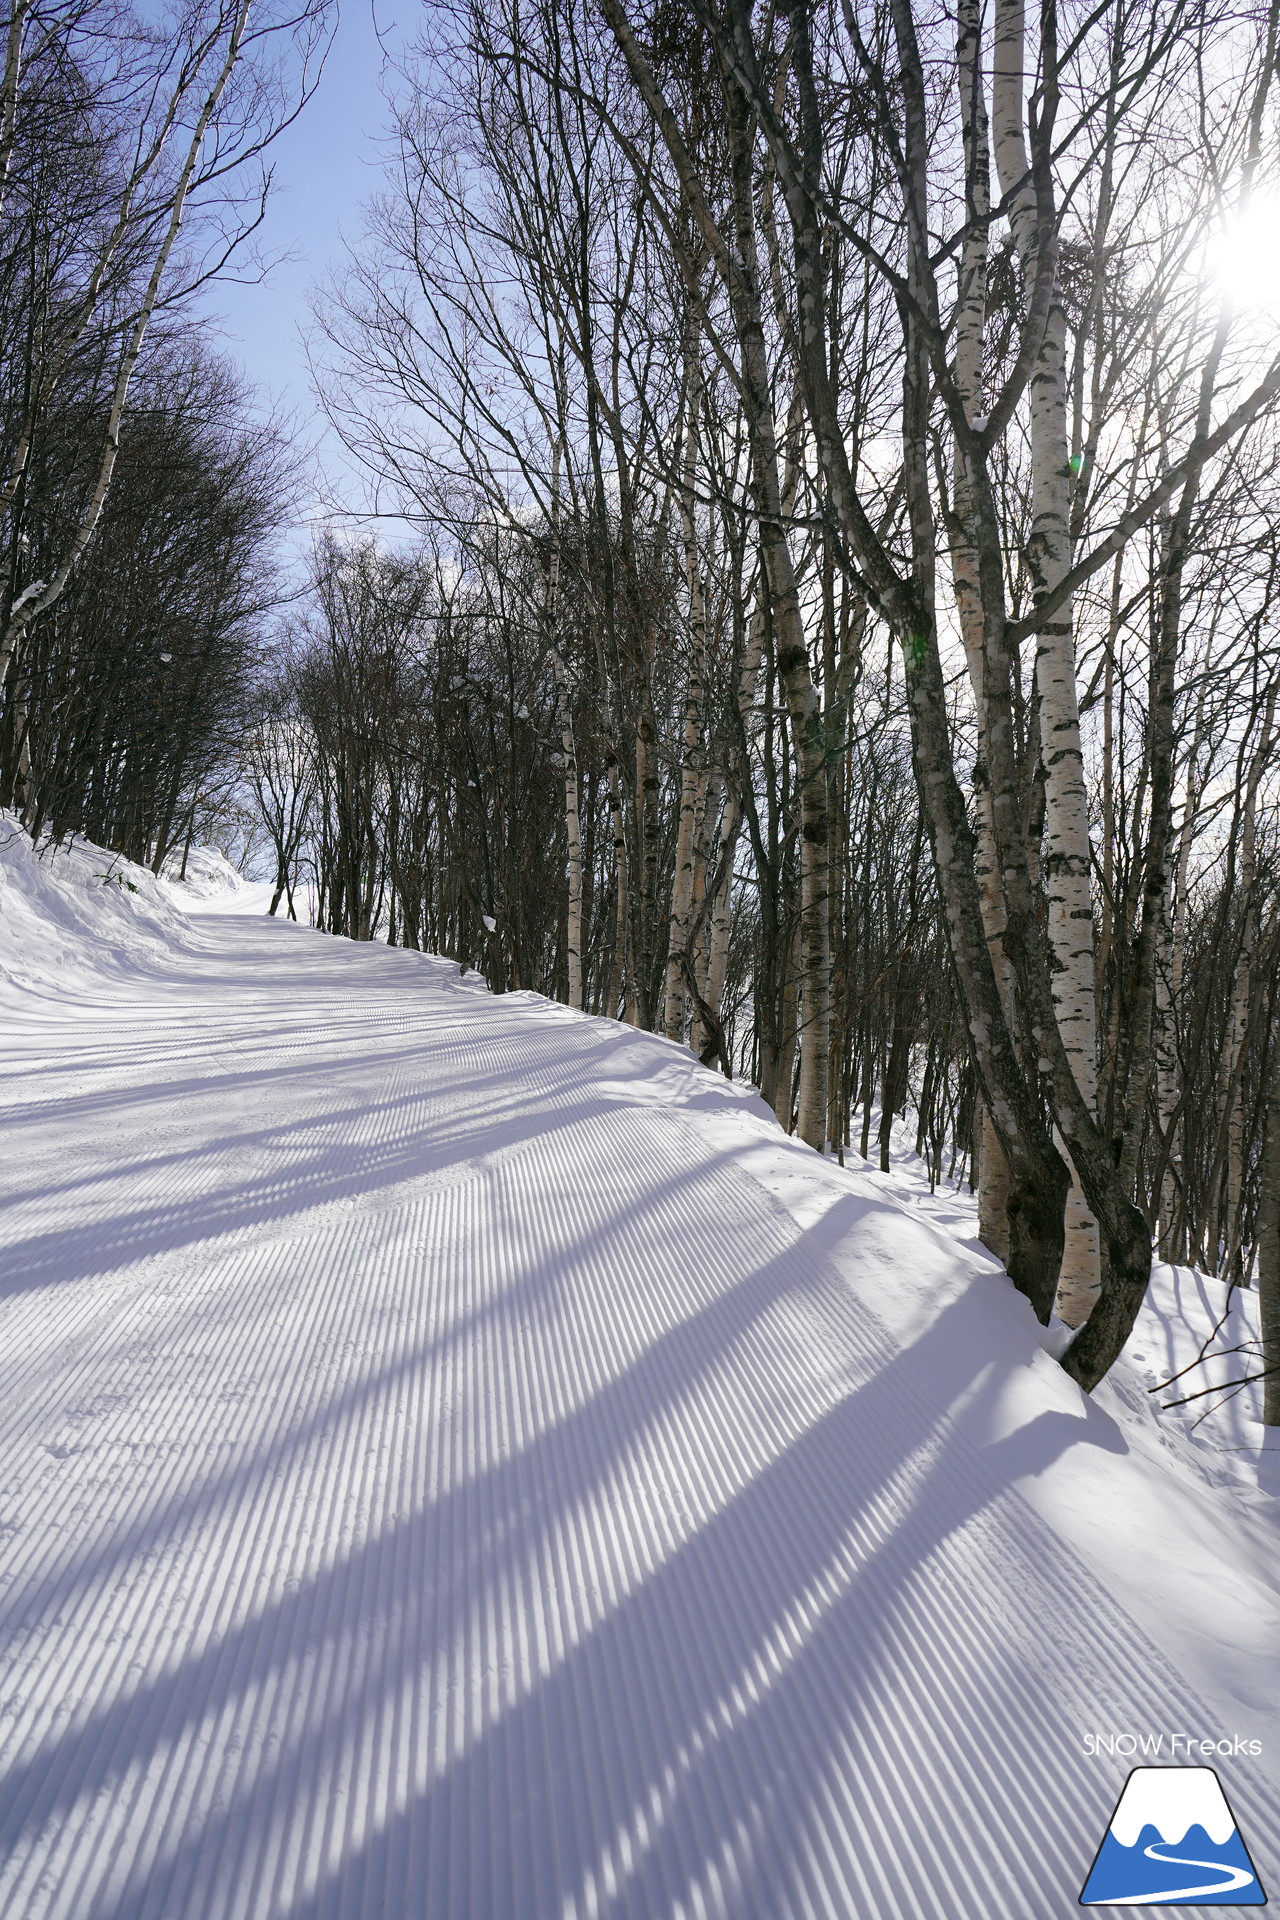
left=1, top=819, right=1278, bottom=1919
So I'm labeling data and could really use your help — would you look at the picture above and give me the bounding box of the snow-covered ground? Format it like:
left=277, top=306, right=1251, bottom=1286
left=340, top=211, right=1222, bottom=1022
left=1, top=820, right=1277, bottom=1919
left=859, top=1124, right=1277, bottom=1481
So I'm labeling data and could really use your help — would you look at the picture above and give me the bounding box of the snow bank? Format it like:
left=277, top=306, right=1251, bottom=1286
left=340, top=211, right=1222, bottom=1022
left=0, top=812, right=200, bottom=999
left=834, top=1107, right=1278, bottom=1495
left=160, top=843, right=320, bottom=920
left=159, top=843, right=248, bottom=900
left=1124, top=1262, right=1270, bottom=1462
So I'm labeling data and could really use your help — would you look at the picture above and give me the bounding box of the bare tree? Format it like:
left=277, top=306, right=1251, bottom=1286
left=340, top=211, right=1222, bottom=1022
left=0, top=0, right=331, bottom=814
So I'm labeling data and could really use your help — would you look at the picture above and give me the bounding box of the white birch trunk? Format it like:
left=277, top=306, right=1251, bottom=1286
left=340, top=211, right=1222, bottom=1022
left=994, top=0, right=1100, bottom=1325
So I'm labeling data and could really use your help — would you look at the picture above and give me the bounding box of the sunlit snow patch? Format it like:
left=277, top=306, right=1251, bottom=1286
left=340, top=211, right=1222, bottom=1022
left=1080, top=1767, right=1265, bottom=1905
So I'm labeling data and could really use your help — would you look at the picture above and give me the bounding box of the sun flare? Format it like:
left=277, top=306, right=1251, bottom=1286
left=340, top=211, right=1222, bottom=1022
left=1206, top=199, right=1280, bottom=310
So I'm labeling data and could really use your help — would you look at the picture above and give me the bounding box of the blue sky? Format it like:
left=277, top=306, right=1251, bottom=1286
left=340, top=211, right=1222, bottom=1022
left=197, top=1, right=408, bottom=549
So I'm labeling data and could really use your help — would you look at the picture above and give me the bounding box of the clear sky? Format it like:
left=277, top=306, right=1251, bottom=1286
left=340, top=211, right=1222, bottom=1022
left=196, top=0, right=409, bottom=556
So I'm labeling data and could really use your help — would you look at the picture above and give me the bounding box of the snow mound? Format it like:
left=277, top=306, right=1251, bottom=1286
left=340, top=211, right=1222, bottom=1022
left=160, top=844, right=247, bottom=900
left=0, top=812, right=200, bottom=998
left=1120, top=1264, right=1272, bottom=1464
left=829, top=1108, right=1279, bottom=1500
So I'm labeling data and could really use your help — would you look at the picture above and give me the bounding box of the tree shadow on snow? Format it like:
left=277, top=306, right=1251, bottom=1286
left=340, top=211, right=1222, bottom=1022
left=3, top=1173, right=1264, bottom=1920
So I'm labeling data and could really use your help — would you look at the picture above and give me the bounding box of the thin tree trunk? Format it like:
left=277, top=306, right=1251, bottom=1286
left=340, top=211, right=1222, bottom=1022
left=1259, top=985, right=1280, bottom=1423
left=601, top=0, right=829, bottom=1142
left=664, top=367, right=707, bottom=1040
left=546, top=452, right=583, bottom=1010
left=773, top=917, right=800, bottom=1131
left=1155, top=698, right=1202, bottom=1255
left=1222, top=692, right=1275, bottom=1276
left=704, top=606, right=767, bottom=1054
left=635, top=689, right=660, bottom=1027
left=952, top=0, right=1012, bottom=1263
left=722, top=80, right=828, bottom=1146
left=605, top=751, right=628, bottom=1018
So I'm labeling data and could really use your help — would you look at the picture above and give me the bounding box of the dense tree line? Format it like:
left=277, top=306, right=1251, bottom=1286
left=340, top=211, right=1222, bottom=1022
left=259, top=525, right=978, bottom=1182
left=13, top=345, right=292, bottom=860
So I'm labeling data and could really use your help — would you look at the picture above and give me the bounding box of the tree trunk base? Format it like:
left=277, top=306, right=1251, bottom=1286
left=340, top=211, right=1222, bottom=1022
left=1059, top=1207, right=1152, bottom=1392
left=1006, top=1159, right=1070, bottom=1325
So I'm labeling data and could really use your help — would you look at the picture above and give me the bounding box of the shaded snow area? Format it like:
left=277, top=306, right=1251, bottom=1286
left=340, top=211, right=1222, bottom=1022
left=1, top=819, right=1278, bottom=1920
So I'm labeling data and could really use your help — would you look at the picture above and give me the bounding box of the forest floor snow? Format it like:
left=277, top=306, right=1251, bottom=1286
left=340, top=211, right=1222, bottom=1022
left=1, top=818, right=1278, bottom=1919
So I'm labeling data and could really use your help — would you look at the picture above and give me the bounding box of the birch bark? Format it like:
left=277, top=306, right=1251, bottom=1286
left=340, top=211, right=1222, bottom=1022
left=993, top=0, right=1100, bottom=1326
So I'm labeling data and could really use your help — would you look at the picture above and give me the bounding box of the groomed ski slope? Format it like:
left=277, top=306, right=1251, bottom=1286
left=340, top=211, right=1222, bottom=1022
left=1, top=829, right=1278, bottom=1920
